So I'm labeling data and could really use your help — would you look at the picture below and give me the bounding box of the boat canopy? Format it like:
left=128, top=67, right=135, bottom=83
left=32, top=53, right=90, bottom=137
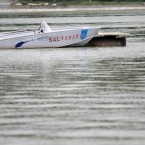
left=39, top=20, right=52, bottom=33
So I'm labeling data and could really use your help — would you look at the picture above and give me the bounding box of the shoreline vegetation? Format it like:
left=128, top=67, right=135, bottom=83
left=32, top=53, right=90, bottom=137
left=17, top=0, right=145, bottom=5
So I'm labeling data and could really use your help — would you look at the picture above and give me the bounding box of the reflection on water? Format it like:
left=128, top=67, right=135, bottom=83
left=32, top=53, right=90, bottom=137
left=0, top=10, right=145, bottom=145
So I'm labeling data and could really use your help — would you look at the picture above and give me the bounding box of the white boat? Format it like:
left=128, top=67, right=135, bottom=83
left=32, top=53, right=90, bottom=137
left=0, top=20, right=100, bottom=49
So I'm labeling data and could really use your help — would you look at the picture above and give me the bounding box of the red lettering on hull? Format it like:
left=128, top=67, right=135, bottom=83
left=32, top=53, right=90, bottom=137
left=48, top=34, right=80, bottom=43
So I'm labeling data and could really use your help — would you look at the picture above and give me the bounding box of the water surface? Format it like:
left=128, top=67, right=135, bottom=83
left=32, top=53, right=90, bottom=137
left=0, top=10, right=145, bottom=145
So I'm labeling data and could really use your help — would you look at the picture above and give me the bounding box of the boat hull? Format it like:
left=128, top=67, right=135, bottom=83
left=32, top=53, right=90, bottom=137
left=0, top=27, right=99, bottom=49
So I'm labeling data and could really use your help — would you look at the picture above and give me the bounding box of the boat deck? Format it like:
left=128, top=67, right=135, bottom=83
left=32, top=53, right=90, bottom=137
left=0, top=30, right=34, bottom=40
